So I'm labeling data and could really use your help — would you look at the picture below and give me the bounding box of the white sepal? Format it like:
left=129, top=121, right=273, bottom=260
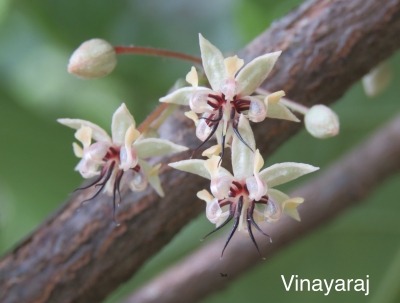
left=135, top=138, right=188, bottom=158
left=199, top=34, right=227, bottom=92
left=236, top=51, right=281, bottom=97
left=58, top=118, right=111, bottom=143
left=169, top=159, right=211, bottom=180
left=231, top=115, right=255, bottom=179
left=259, top=162, right=319, bottom=188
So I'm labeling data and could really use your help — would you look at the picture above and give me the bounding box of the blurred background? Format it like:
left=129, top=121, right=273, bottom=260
left=0, top=1, right=399, bottom=302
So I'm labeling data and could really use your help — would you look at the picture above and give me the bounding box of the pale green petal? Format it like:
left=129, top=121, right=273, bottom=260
left=135, top=138, right=188, bottom=158
left=140, top=160, right=164, bottom=197
left=266, top=102, right=300, bottom=122
left=236, top=51, right=281, bottom=97
left=260, top=162, right=319, bottom=188
left=169, top=159, right=210, bottom=179
left=57, top=118, right=111, bottom=143
left=199, top=33, right=226, bottom=91
left=231, top=115, right=255, bottom=179
left=111, top=103, right=135, bottom=145
left=159, top=86, right=211, bottom=106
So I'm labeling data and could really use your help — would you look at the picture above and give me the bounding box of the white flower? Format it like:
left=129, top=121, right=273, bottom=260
left=160, top=34, right=296, bottom=152
left=170, top=115, right=318, bottom=256
left=304, top=105, right=340, bottom=139
left=68, top=38, right=117, bottom=79
left=58, top=103, right=188, bottom=222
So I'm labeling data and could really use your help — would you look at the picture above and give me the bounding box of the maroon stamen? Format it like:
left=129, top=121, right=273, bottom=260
left=221, top=196, right=243, bottom=258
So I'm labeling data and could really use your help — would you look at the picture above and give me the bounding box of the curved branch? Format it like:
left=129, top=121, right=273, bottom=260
left=123, top=113, right=400, bottom=303
left=1, top=0, right=400, bottom=302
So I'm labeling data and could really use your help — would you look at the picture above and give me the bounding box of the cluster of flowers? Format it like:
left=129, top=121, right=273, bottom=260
left=62, top=34, right=339, bottom=254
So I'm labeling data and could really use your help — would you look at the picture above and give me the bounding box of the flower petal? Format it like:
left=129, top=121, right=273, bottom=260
left=126, top=166, right=148, bottom=192
left=259, top=162, right=319, bottom=188
left=135, top=138, right=188, bottom=158
left=266, top=102, right=300, bottom=122
left=231, top=115, right=256, bottom=179
left=248, top=97, right=267, bottom=122
left=197, top=189, right=214, bottom=203
left=199, top=34, right=226, bottom=91
left=236, top=51, right=281, bottom=96
left=58, top=118, right=111, bottom=143
left=205, top=198, right=222, bottom=224
left=111, top=103, right=135, bottom=145
left=210, top=174, right=233, bottom=200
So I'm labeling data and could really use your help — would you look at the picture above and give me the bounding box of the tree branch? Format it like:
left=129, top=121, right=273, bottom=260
left=123, top=113, right=400, bottom=303
left=1, top=0, right=400, bottom=302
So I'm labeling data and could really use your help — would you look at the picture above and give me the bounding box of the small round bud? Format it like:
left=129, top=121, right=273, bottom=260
left=304, top=105, right=339, bottom=139
left=68, top=38, right=117, bottom=79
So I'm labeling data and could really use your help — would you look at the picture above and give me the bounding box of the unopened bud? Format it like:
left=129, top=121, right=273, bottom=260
left=304, top=105, right=339, bottom=139
left=68, top=38, right=117, bottom=79
left=362, top=61, right=391, bottom=97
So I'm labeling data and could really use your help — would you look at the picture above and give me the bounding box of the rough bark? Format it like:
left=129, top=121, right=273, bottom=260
left=1, top=0, right=400, bottom=302
left=123, top=114, right=400, bottom=303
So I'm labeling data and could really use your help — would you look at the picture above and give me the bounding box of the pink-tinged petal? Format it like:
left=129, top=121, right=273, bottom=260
left=210, top=175, right=233, bottom=200
left=205, top=198, right=224, bottom=225
left=126, top=167, right=148, bottom=192
left=58, top=118, right=111, bottom=143
left=190, top=90, right=217, bottom=114
left=231, top=115, right=256, bottom=179
left=248, top=97, right=267, bottom=122
left=196, top=118, right=213, bottom=141
left=260, top=162, right=319, bottom=188
left=199, top=34, right=226, bottom=91
left=111, top=103, right=135, bottom=145
left=75, top=158, right=99, bottom=178
left=75, top=143, right=107, bottom=178
left=264, top=199, right=282, bottom=222
left=236, top=51, right=281, bottom=96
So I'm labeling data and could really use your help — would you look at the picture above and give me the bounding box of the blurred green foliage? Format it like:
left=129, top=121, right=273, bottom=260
left=0, top=1, right=399, bottom=303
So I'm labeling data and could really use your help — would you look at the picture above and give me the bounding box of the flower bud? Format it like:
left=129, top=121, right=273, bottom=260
left=304, top=105, right=339, bottom=139
left=68, top=38, right=117, bottom=79
left=362, top=61, right=391, bottom=97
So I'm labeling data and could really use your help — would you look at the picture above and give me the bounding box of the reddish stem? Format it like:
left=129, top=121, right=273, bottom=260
left=114, top=46, right=202, bottom=64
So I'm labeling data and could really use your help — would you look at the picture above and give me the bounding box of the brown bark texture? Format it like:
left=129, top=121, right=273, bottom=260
left=124, top=114, right=400, bottom=303
left=1, top=0, right=400, bottom=302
